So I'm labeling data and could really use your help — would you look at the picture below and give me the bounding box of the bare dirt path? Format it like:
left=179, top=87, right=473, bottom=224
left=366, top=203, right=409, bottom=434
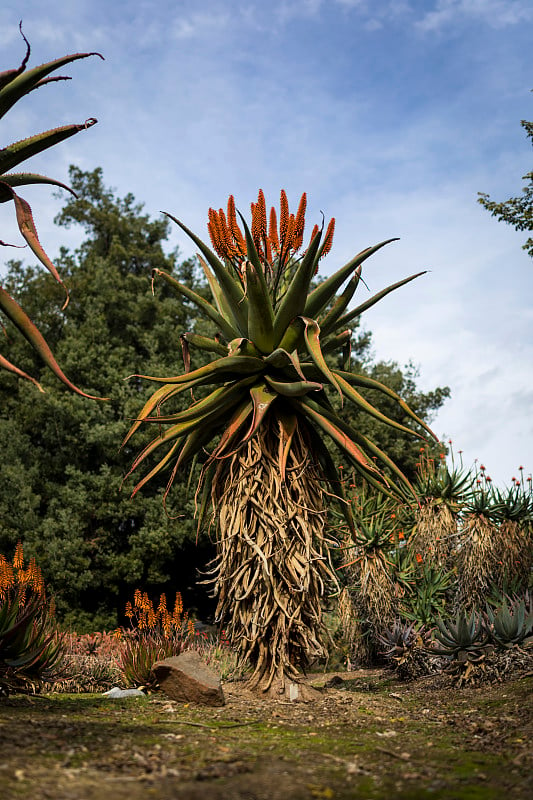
left=1, top=669, right=531, bottom=799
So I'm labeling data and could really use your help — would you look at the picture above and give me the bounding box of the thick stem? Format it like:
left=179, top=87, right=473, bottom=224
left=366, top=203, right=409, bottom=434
left=205, top=418, right=336, bottom=696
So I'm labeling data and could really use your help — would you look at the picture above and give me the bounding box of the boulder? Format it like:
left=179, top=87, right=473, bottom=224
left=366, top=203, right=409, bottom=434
left=152, top=650, right=225, bottom=706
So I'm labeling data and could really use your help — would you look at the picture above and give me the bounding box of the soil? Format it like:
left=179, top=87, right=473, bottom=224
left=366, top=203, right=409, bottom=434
left=1, top=668, right=531, bottom=800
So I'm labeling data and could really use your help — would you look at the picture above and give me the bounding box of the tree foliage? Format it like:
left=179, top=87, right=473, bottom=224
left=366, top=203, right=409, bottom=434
left=478, top=118, right=533, bottom=258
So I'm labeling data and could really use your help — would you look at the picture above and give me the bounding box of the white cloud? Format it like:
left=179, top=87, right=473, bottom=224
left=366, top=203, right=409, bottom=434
left=416, top=0, right=533, bottom=32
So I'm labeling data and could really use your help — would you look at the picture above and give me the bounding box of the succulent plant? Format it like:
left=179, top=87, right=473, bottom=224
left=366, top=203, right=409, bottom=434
left=0, top=24, right=103, bottom=396
left=429, top=611, right=492, bottom=663
left=124, top=189, right=436, bottom=695
left=486, top=597, right=533, bottom=648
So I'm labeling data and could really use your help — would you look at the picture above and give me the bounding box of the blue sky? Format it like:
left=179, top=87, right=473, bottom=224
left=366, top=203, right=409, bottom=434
left=1, top=0, right=532, bottom=485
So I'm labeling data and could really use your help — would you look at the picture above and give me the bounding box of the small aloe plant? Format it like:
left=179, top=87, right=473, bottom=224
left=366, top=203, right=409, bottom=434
left=429, top=611, right=492, bottom=663
left=486, top=598, right=533, bottom=648
left=0, top=23, right=103, bottom=397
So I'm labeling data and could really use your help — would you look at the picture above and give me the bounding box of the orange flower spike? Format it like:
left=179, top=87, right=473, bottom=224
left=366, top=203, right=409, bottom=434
left=257, top=189, right=267, bottom=241
left=227, top=195, right=247, bottom=258
left=217, top=208, right=235, bottom=260
left=208, top=208, right=227, bottom=259
left=284, top=213, right=295, bottom=253
left=13, top=542, right=24, bottom=570
left=292, top=192, right=307, bottom=251
left=269, top=206, right=280, bottom=253
left=279, top=189, right=289, bottom=249
left=134, top=588, right=141, bottom=607
left=320, top=217, right=335, bottom=259
left=125, top=601, right=133, bottom=618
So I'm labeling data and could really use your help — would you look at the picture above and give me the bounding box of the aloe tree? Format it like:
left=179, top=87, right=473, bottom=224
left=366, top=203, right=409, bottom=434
left=125, top=190, right=437, bottom=697
left=0, top=24, right=102, bottom=397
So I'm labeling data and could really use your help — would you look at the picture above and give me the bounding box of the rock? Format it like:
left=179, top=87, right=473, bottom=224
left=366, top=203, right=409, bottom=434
left=152, top=651, right=225, bottom=706
left=102, top=687, right=145, bottom=698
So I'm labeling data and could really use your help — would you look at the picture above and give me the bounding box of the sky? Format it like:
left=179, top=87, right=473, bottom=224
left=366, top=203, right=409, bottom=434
left=1, top=0, right=532, bottom=486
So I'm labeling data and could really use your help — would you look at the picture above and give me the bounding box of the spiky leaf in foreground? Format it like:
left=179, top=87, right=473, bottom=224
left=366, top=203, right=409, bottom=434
left=125, top=189, right=437, bottom=696
left=0, top=24, right=104, bottom=398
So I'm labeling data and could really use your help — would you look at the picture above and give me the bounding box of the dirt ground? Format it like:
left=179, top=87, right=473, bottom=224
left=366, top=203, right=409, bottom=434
left=1, top=668, right=531, bottom=800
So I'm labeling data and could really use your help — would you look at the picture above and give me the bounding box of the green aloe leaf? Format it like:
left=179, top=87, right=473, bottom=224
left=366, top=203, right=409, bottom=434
left=0, top=172, right=76, bottom=198
left=272, top=229, right=322, bottom=346
left=305, top=238, right=398, bottom=319
left=245, top=260, right=275, bottom=353
left=328, top=272, right=427, bottom=335
left=0, top=51, right=103, bottom=118
left=181, top=331, right=228, bottom=357
left=296, top=396, right=380, bottom=474
left=129, top=354, right=264, bottom=385
left=9, top=189, right=69, bottom=306
left=264, top=375, right=323, bottom=397
left=318, top=270, right=361, bottom=332
left=301, top=317, right=343, bottom=402
left=0, top=286, right=107, bottom=399
left=152, top=268, right=238, bottom=340
left=0, top=122, right=97, bottom=174
left=163, top=212, right=248, bottom=335
left=335, top=372, right=426, bottom=440
left=140, top=377, right=256, bottom=424
left=0, top=352, right=44, bottom=391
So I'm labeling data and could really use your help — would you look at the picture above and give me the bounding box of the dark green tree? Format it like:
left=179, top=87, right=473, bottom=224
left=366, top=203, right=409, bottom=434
left=0, top=167, right=213, bottom=630
left=478, top=118, right=533, bottom=258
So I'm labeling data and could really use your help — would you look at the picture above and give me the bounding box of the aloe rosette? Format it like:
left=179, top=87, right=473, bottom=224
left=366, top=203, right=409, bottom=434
left=0, top=25, right=103, bottom=397
left=125, top=190, right=437, bottom=695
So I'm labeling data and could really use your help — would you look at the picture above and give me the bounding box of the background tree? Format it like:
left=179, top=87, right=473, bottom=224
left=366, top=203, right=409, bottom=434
left=0, top=167, right=213, bottom=630
left=478, top=117, right=533, bottom=258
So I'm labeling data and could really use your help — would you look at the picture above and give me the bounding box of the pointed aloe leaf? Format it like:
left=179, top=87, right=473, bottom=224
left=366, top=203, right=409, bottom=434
left=140, top=376, right=256, bottom=424
left=196, top=253, right=237, bottom=322
left=227, top=337, right=261, bottom=357
left=296, top=397, right=380, bottom=475
left=121, top=382, right=194, bottom=449
left=305, top=239, right=398, bottom=319
left=163, top=212, right=248, bottom=335
left=243, top=382, right=277, bottom=442
left=212, top=398, right=254, bottom=459
left=321, top=329, right=352, bottom=355
left=264, top=375, right=322, bottom=397
left=152, top=268, right=238, bottom=340
left=0, top=172, right=76, bottom=194
left=0, top=286, right=107, bottom=400
left=335, top=372, right=426, bottom=440
left=237, top=211, right=262, bottom=272
left=305, top=424, right=356, bottom=536
left=334, top=369, right=438, bottom=440
left=301, top=317, right=343, bottom=402
left=351, top=428, right=417, bottom=499
left=272, top=229, right=322, bottom=347
left=245, top=260, right=275, bottom=353
left=318, top=269, right=361, bottom=332
left=277, top=409, right=298, bottom=481
left=330, top=272, right=427, bottom=334
left=126, top=402, right=232, bottom=483
left=10, top=190, right=69, bottom=307
left=129, top=439, right=182, bottom=498
left=0, top=352, right=44, bottom=391
left=0, top=122, right=97, bottom=174
left=264, top=348, right=305, bottom=380
left=0, top=52, right=103, bottom=118
left=182, top=331, right=227, bottom=357
left=129, top=354, right=264, bottom=385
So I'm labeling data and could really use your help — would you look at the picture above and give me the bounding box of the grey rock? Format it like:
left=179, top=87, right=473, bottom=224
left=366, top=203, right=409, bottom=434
left=102, top=687, right=145, bottom=698
left=152, top=650, right=225, bottom=706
